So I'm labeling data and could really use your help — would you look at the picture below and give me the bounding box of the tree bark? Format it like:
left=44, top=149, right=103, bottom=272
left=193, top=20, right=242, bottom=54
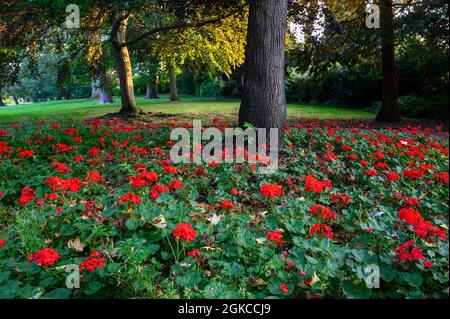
left=153, top=73, right=160, bottom=99
left=99, top=88, right=113, bottom=104
left=111, top=15, right=139, bottom=114
left=98, top=68, right=113, bottom=104
left=168, top=61, right=179, bottom=101
left=90, top=77, right=99, bottom=99
left=238, top=0, right=288, bottom=148
left=376, top=0, right=400, bottom=122
left=0, top=95, right=5, bottom=107
left=12, top=95, right=19, bottom=105
left=144, top=83, right=153, bottom=99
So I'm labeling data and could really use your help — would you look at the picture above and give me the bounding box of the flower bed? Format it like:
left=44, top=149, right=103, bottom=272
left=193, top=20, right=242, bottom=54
left=0, top=118, right=448, bottom=299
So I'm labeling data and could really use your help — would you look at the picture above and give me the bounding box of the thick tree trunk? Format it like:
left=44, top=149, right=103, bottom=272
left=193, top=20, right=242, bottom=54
left=90, top=78, right=99, bottom=99
left=144, top=83, right=153, bottom=99
left=168, top=61, right=179, bottom=101
left=238, top=0, right=288, bottom=148
left=99, top=88, right=113, bottom=104
left=111, top=15, right=139, bottom=114
left=98, top=69, right=113, bottom=104
left=376, top=0, right=400, bottom=122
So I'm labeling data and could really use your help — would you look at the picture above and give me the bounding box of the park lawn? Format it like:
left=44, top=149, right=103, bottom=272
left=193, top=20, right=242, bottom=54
left=0, top=95, right=376, bottom=124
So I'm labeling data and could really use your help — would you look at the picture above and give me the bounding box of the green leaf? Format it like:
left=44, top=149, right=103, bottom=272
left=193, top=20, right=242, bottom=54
left=340, top=280, right=372, bottom=299
left=42, top=288, right=72, bottom=299
left=125, top=219, right=144, bottom=230
left=400, top=272, right=423, bottom=288
left=84, top=281, right=101, bottom=295
left=176, top=270, right=201, bottom=287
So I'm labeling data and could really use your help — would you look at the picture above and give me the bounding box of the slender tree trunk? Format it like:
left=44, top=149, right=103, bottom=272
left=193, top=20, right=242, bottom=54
left=153, top=73, right=160, bottom=99
left=145, top=83, right=153, bottom=99
left=56, top=60, right=70, bottom=100
left=12, top=95, right=19, bottom=105
left=168, top=61, right=179, bottom=101
left=0, top=94, right=5, bottom=107
left=376, top=0, right=400, bottom=122
left=238, top=0, right=288, bottom=148
left=111, top=15, right=139, bottom=114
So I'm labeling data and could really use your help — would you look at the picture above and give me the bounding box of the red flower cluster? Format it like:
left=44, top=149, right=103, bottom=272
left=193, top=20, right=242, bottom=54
left=44, top=176, right=83, bottom=192
left=219, top=199, right=234, bottom=210
left=398, top=208, right=423, bottom=225
left=433, top=171, right=449, bottom=184
left=172, top=223, right=196, bottom=242
left=310, top=223, right=334, bottom=239
left=260, top=183, right=283, bottom=197
left=150, top=184, right=169, bottom=199
left=188, top=249, right=200, bottom=259
left=18, top=187, right=36, bottom=205
left=310, top=205, right=334, bottom=219
left=279, top=284, right=289, bottom=294
left=394, top=240, right=425, bottom=262
left=403, top=169, right=425, bottom=180
left=330, top=193, right=351, bottom=205
left=117, top=193, right=142, bottom=205
left=52, top=162, right=70, bottom=174
left=304, top=175, right=332, bottom=193
left=0, top=238, right=5, bottom=247
left=267, top=231, right=284, bottom=246
left=18, top=149, right=33, bottom=158
left=28, top=248, right=59, bottom=266
left=168, top=179, right=184, bottom=189
left=398, top=208, right=446, bottom=241
left=85, top=170, right=101, bottom=183
left=129, top=170, right=158, bottom=188
left=80, top=251, right=106, bottom=273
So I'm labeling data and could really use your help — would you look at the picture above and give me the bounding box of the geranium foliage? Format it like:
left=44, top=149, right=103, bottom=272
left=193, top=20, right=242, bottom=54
left=0, top=118, right=448, bottom=299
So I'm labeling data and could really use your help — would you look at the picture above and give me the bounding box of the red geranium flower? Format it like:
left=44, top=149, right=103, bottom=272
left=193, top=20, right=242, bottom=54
left=260, top=183, right=283, bottom=197
left=172, top=223, right=196, bottom=242
left=118, top=193, right=142, bottom=205
left=80, top=251, right=106, bottom=273
left=18, top=187, right=36, bottom=205
left=29, top=248, right=59, bottom=266
left=310, top=223, right=334, bottom=239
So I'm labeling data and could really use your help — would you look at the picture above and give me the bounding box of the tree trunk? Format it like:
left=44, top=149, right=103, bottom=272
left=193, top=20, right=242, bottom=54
left=153, top=74, right=160, bottom=99
left=90, top=78, right=99, bottom=99
left=0, top=95, right=5, bottom=107
left=111, top=15, right=139, bottom=114
left=99, top=88, right=113, bottom=104
left=56, top=59, right=70, bottom=100
left=238, top=0, right=288, bottom=148
left=98, top=68, right=113, bottom=104
left=144, top=83, right=153, bottom=99
left=376, top=0, right=400, bottom=122
left=168, top=61, right=179, bottom=101
left=12, top=95, right=19, bottom=105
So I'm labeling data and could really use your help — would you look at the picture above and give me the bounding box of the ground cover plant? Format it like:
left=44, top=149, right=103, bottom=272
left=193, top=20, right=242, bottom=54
left=0, top=117, right=448, bottom=299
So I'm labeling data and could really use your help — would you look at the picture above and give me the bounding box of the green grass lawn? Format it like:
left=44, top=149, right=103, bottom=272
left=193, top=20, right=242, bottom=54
left=0, top=94, right=375, bottom=124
